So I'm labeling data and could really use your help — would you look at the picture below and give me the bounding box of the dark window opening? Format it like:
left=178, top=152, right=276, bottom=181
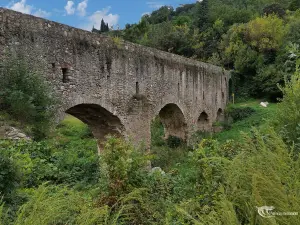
left=222, top=92, right=225, bottom=99
left=51, top=63, right=55, bottom=68
left=178, top=83, right=180, bottom=98
left=62, top=68, right=69, bottom=83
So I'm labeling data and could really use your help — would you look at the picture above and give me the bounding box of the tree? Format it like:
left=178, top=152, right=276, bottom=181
left=263, top=4, right=286, bottom=18
left=244, top=15, right=287, bottom=53
left=100, top=19, right=109, bottom=33
left=193, top=0, right=209, bottom=31
left=289, top=0, right=300, bottom=11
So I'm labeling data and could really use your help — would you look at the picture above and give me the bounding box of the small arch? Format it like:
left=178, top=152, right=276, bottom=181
left=216, top=108, right=224, bottom=122
left=198, top=111, right=209, bottom=131
left=158, top=103, right=187, bottom=140
left=66, top=104, right=125, bottom=152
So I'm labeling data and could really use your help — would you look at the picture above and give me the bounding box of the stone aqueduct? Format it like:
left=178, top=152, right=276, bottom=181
left=0, top=8, right=230, bottom=147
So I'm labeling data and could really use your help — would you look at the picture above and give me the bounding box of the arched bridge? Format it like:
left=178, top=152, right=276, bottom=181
left=0, top=8, right=230, bottom=148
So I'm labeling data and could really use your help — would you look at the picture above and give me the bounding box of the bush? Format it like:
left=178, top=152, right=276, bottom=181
left=226, top=106, right=255, bottom=122
left=0, top=154, right=20, bottom=199
left=166, top=136, right=183, bottom=148
left=0, top=58, right=57, bottom=140
left=98, top=137, right=149, bottom=204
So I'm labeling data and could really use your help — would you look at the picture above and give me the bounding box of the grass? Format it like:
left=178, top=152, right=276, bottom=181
left=55, top=114, right=93, bottom=139
left=214, top=100, right=278, bottom=143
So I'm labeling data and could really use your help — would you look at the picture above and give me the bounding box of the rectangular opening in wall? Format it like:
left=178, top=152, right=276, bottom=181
left=62, top=68, right=69, bottom=83
left=136, top=82, right=139, bottom=94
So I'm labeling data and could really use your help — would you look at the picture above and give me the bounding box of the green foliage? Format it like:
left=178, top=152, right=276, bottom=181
left=0, top=154, right=20, bottom=198
left=226, top=105, right=256, bottom=122
left=0, top=58, right=57, bottom=140
left=263, top=3, right=286, bottom=17
left=166, top=135, right=183, bottom=148
left=98, top=137, right=149, bottom=203
left=214, top=100, right=278, bottom=142
left=14, top=184, right=109, bottom=225
left=150, top=117, right=165, bottom=147
left=275, top=47, right=300, bottom=153
left=225, top=127, right=300, bottom=225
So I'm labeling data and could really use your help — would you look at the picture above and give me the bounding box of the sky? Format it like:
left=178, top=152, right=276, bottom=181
left=0, top=0, right=198, bottom=31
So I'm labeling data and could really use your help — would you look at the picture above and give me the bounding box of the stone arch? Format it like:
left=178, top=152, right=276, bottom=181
left=216, top=108, right=224, bottom=122
left=65, top=104, right=125, bottom=152
left=197, top=111, right=209, bottom=131
left=158, top=103, right=187, bottom=140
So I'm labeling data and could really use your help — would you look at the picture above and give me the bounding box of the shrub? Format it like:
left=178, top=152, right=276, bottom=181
left=98, top=137, right=149, bottom=204
left=226, top=106, right=255, bottom=122
left=0, top=58, right=57, bottom=140
left=166, top=136, right=183, bottom=148
left=0, top=154, right=20, bottom=199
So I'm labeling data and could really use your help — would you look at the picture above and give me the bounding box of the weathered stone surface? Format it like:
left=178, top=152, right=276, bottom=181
left=0, top=8, right=231, bottom=147
left=0, top=126, right=31, bottom=140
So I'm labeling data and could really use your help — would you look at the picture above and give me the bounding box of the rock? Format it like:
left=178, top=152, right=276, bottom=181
left=260, top=102, right=269, bottom=107
left=17, top=133, right=27, bottom=138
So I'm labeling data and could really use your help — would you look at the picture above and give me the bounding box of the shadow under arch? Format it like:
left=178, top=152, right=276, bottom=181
left=198, top=111, right=209, bottom=131
left=158, top=103, right=187, bottom=140
left=65, top=104, right=125, bottom=151
left=216, top=108, right=224, bottom=122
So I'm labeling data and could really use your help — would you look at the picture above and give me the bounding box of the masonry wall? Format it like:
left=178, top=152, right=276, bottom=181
left=0, top=8, right=230, bottom=147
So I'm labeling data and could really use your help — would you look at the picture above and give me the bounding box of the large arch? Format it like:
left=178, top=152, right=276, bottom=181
left=158, top=103, right=187, bottom=140
left=65, top=104, right=125, bottom=152
left=197, top=111, right=209, bottom=131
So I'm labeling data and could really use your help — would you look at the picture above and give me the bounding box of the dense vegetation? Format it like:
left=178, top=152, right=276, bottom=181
left=0, top=58, right=57, bottom=140
left=102, top=0, right=300, bottom=100
left=1, top=1, right=300, bottom=224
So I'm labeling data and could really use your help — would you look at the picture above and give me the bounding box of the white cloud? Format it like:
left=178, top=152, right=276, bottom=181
left=34, top=9, right=51, bottom=18
left=10, top=0, right=32, bottom=14
left=81, top=7, right=119, bottom=31
left=77, top=0, right=88, bottom=17
left=65, top=1, right=75, bottom=15
left=9, top=0, right=50, bottom=18
left=147, top=1, right=164, bottom=9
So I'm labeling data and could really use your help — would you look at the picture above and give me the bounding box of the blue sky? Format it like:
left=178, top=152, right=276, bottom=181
left=0, top=0, right=198, bottom=30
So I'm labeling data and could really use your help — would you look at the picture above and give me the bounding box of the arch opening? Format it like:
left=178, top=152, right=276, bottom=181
left=65, top=104, right=125, bottom=152
left=216, top=108, right=224, bottom=122
left=197, top=111, right=209, bottom=131
left=158, top=103, right=187, bottom=141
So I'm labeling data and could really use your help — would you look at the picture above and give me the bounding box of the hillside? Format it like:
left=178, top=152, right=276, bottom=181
left=99, top=0, right=300, bottom=100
